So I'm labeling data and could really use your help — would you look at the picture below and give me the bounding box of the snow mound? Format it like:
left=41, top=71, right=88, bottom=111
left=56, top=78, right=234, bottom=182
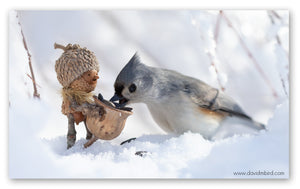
left=43, top=132, right=213, bottom=178
left=36, top=100, right=287, bottom=178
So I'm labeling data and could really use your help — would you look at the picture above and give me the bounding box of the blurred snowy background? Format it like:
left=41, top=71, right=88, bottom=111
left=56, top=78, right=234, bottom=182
left=9, top=10, right=289, bottom=178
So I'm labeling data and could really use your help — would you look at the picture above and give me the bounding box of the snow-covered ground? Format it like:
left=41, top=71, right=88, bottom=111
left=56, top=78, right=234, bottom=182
left=9, top=10, right=289, bottom=178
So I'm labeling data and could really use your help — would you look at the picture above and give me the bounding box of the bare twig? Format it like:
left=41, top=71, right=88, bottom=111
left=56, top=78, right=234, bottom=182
left=268, top=10, right=289, bottom=59
left=26, top=73, right=41, bottom=88
left=220, top=11, right=278, bottom=99
left=271, top=10, right=281, bottom=20
left=214, top=10, right=223, bottom=43
left=280, top=77, right=288, bottom=97
left=207, top=52, right=225, bottom=92
left=17, top=13, right=40, bottom=99
left=191, top=11, right=226, bottom=91
left=267, top=10, right=289, bottom=97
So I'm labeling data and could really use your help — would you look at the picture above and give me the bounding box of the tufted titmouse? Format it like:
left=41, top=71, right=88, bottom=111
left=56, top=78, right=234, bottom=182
left=110, top=53, right=266, bottom=140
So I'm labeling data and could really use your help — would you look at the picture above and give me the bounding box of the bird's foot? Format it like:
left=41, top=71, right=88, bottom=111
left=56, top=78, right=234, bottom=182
left=120, top=137, right=136, bottom=145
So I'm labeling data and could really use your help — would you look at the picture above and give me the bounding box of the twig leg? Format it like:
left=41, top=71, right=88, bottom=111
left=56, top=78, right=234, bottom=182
left=67, top=114, right=76, bottom=149
left=84, top=120, right=93, bottom=140
left=84, top=135, right=98, bottom=148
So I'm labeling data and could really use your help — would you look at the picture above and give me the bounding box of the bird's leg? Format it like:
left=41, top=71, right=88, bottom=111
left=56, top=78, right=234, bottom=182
left=84, top=120, right=93, bottom=140
left=67, top=113, right=76, bottom=149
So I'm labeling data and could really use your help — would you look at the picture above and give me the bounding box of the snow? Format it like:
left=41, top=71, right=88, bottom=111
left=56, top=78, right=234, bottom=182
left=9, top=10, right=289, bottom=178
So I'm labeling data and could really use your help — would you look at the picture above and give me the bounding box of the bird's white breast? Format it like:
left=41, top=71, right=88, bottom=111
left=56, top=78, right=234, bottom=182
left=146, top=94, right=223, bottom=139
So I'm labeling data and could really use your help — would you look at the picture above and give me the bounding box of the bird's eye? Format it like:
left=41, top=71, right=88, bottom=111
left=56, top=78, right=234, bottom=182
left=129, top=84, right=136, bottom=93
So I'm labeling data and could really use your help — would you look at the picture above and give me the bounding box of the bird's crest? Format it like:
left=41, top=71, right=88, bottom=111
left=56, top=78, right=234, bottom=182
left=115, top=52, right=148, bottom=84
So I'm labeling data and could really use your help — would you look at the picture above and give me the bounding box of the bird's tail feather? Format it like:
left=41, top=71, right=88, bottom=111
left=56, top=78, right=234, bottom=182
left=211, top=117, right=266, bottom=140
left=250, top=119, right=266, bottom=130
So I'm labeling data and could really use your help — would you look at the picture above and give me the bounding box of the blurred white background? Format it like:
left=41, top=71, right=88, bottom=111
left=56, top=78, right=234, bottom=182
left=2, top=0, right=298, bottom=188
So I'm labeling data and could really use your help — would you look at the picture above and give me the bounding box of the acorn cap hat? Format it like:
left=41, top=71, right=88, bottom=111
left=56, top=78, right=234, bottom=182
left=54, top=43, right=99, bottom=87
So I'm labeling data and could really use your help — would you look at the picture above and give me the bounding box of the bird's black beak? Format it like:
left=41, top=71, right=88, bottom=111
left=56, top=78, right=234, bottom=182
left=110, top=93, right=129, bottom=108
left=110, top=93, right=121, bottom=102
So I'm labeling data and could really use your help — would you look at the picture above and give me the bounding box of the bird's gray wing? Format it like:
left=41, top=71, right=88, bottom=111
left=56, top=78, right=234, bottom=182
left=183, top=78, right=251, bottom=120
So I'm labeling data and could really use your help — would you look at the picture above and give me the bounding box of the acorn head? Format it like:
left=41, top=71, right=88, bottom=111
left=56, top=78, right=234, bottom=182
left=54, top=43, right=100, bottom=88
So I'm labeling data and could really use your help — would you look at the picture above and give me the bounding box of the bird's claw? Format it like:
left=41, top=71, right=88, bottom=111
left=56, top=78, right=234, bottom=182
left=120, top=137, right=136, bottom=145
